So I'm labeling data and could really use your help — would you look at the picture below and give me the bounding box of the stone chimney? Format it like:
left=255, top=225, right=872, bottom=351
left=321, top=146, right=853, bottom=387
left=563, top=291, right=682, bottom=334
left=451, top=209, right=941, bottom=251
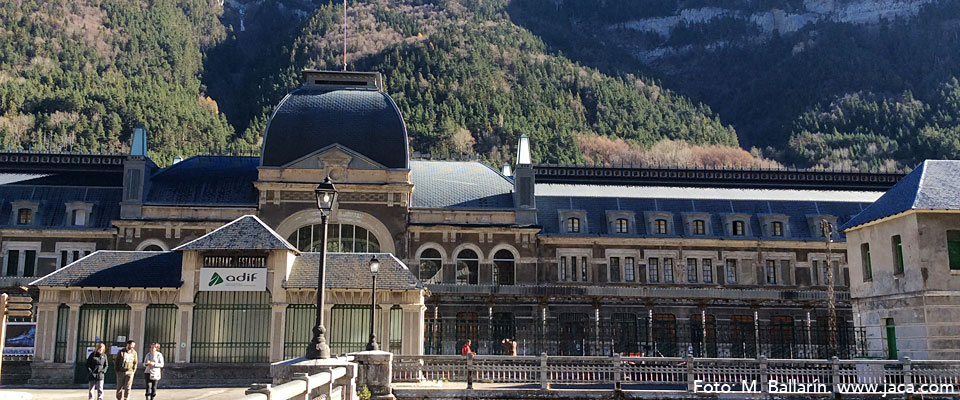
left=513, top=134, right=536, bottom=225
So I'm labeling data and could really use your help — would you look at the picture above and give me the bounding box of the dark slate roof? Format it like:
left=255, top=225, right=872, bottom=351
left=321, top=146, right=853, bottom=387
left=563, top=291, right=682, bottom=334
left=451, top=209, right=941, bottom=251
left=537, top=195, right=868, bottom=241
left=0, top=184, right=121, bottom=230
left=410, top=161, right=514, bottom=209
left=285, top=253, right=422, bottom=290
left=261, top=88, right=408, bottom=169
left=175, top=215, right=298, bottom=252
left=31, top=251, right=182, bottom=288
left=146, top=156, right=259, bottom=205
left=841, top=160, right=960, bottom=230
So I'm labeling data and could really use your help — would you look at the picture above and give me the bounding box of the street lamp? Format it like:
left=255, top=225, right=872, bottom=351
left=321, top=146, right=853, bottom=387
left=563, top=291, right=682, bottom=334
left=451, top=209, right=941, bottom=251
left=366, top=255, right=381, bottom=351
left=306, top=177, right=339, bottom=359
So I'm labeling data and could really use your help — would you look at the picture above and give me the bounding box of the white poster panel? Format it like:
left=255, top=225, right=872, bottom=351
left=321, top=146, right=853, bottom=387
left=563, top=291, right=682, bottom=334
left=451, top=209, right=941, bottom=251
left=198, top=268, right=267, bottom=291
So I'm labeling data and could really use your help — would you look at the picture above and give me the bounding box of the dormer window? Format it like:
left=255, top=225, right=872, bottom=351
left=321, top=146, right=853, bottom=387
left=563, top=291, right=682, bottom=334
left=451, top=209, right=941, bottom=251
left=72, top=209, right=86, bottom=226
left=693, top=220, right=706, bottom=235
left=772, top=221, right=783, bottom=237
left=16, top=209, right=32, bottom=225
left=655, top=219, right=668, bottom=234
left=732, top=221, right=745, bottom=236
left=616, top=218, right=629, bottom=234
left=567, top=217, right=581, bottom=233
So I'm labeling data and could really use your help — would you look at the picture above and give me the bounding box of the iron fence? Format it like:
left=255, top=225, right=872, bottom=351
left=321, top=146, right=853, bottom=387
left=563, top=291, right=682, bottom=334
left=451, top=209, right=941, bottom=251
left=143, top=304, right=177, bottom=354
left=424, top=315, right=865, bottom=359
left=191, top=291, right=270, bottom=363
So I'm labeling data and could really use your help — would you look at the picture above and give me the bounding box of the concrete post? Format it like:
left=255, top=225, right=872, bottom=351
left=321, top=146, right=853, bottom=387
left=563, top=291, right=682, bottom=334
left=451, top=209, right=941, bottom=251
left=830, top=356, right=840, bottom=395
left=466, top=352, right=474, bottom=390
left=539, top=353, right=549, bottom=390
left=355, top=350, right=395, bottom=400
left=174, top=303, right=194, bottom=363
left=612, top=353, right=622, bottom=390
left=685, top=354, right=695, bottom=392
left=759, top=356, right=768, bottom=393
left=902, top=357, right=912, bottom=386
left=380, top=305, right=392, bottom=352
left=400, top=304, right=424, bottom=355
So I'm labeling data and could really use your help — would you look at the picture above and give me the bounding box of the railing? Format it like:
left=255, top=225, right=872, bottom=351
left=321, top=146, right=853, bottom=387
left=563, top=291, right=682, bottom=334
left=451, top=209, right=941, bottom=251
left=239, top=366, right=347, bottom=400
left=394, top=355, right=960, bottom=395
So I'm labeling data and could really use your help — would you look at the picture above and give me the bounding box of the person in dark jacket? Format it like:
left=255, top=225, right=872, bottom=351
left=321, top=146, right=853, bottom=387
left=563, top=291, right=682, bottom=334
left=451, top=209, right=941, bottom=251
left=86, top=343, right=108, bottom=400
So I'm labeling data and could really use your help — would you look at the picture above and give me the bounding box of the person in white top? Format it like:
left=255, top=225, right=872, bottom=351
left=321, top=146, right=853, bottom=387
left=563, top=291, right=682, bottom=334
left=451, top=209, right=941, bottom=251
left=142, top=343, right=165, bottom=400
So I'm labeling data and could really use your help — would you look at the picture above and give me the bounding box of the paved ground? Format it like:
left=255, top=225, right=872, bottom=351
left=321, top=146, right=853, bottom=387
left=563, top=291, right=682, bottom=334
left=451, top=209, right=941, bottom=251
left=0, top=387, right=248, bottom=400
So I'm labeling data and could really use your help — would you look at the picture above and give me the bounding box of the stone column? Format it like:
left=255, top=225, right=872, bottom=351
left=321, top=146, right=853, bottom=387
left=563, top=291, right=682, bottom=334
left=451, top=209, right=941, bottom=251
left=380, top=305, right=393, bottom=352
left=400, top=304, right=424, bottom=355
left=34, top=303, right=58, bottom=363
left=270, top=303, right=287, bottom=362
left=174, top=303, right=194, bottom=363
left=64, top=302, right=82, bottom=364
left=354, top=350, right=395, bottom=400
left=129, top=303, right=148, bottom=354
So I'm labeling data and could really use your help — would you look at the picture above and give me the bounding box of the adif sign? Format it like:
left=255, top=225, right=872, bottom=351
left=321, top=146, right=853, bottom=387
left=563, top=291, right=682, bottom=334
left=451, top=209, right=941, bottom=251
left=199, top=268, right=267, bottom=291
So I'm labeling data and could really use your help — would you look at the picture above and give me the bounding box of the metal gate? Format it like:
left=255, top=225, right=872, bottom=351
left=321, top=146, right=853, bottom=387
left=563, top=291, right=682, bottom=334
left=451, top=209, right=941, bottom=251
left=74, top=305, right=130, bottom=384
left=144, top=305, right=177, bottom=354
left=191, top=291, right=270, bottom=363
left=329, top=305, right=381, bottom=355
left=284, top=304, right=316, bottom=359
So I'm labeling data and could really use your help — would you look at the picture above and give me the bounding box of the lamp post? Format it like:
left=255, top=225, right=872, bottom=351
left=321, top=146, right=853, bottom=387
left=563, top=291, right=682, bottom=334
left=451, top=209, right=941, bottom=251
left=306, top=177, right=339, bottom=359
left=366, top=255, right=381, bottom=351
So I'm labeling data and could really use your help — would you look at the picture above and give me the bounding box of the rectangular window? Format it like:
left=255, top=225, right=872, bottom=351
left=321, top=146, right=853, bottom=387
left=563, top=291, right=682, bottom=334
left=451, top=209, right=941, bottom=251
left=861, top=243, right=873, bottom=281
left=663, top=258, right=674, bottom=283
left=5, top=250, right=19, bottom=276
left=567, top=218, right=580, bottom=233
left=624, top=257, right=635, bottom=282
left=733, top=221, right=745, bottom=236
left=581, top=256, right=588, bottom=282
left=892, top=235, right=904, bottom=275
left=702, top=259, right=713, bottom=283
left=616, top=219, right=629, bottom=233
left=609, top=257, right=621, bottom=282
left=693, top=220, right=705, bottom=235
left=23, top=250, right=35, bottom=276
left=725, top=259, right=738, bottom=284
left=560, top=257, right=567, bottom=281
left=765, top=260, right=777, bottom=284
left=686, top=258, right=698, bottom=283
left=72, top=209, right=86, bottom=226
left=571, top=256, right=578, bottom=282
left=648, top=258, right=659, bottom=283
left=655, top=219, right=668, bottom=234
left=17, top=208, right=32, bottom=225
left=772, top=221, right=783, bottom=236
left=947, top=231, right=960, bottom=271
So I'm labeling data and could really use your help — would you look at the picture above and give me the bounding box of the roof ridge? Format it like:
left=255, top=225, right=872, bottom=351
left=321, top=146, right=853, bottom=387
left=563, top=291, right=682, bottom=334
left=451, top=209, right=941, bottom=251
left=911, top=160, right=929, bottom=210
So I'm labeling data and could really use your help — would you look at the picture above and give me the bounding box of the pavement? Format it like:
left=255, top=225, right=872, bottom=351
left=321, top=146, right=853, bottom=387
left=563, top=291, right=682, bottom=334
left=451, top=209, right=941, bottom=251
left=0, top=387, right=248, bottom=400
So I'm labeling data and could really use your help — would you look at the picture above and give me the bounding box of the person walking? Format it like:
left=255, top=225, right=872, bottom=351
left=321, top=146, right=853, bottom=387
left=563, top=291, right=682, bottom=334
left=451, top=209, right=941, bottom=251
left=86, top=343, right=108, bottom=400
left=508, top=338, right=517, bottom=356
left=143, top=343, right=164, bottom=400
left=114, top=340, right=138, bottom=400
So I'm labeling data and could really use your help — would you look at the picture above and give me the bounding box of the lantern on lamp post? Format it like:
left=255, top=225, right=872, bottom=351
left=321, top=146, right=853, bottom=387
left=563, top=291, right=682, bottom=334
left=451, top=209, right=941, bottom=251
left=305, top=177, right=339, bottom=359
left=366, top=256, right=381, bottom=351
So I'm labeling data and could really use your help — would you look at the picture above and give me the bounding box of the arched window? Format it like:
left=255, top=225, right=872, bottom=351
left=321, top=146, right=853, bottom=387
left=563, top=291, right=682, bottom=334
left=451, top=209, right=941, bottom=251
left=732, top=220, right=745, bottom=236
left=771, top=221, right=783, bottom=237
left=655, top=219, right=668, bottom=234
left=567, top=217, right=580, bottom=233
left=455, top=249, right=479, bottom=285
left=286, top=223, right=380, bottom=253
left=418, top=248, right=443, bottom=284
left=493, top=249, right=515, bottom=285
left=143, top=245, right=164, bottom=252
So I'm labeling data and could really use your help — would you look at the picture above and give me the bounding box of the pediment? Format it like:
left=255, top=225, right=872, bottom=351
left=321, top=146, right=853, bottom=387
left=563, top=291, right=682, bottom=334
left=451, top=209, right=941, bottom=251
left=284, top=144, right=386, bottom=171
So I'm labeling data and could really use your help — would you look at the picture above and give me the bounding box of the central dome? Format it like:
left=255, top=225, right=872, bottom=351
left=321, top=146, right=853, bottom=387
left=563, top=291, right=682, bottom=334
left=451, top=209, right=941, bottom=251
left=260, top=71, right=409, bottom=169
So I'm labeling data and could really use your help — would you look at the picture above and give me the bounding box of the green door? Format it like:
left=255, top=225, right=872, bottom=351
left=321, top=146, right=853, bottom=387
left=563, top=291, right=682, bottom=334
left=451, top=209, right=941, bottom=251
left=74, top=305, right=130, bottom=384
left=886, top=320, right=898, bottom=360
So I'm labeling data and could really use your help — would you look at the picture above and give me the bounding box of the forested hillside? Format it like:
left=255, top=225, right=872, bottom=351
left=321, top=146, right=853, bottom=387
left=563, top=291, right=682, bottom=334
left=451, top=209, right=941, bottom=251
left=219, top=0, right=741, bottom=164
left=508, top=0, right=960, bottom=170
left=0, top=0, right=249, bottom=165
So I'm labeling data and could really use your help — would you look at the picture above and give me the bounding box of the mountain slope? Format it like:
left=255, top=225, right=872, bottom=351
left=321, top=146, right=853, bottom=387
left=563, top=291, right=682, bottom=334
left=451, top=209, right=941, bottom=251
left=228, top=0, right=740, bottom=164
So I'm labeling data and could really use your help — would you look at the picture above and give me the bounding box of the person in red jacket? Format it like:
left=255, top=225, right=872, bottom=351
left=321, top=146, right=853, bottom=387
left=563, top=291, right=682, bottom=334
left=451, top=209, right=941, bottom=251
left=461, top=339, right=476, bottom=356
